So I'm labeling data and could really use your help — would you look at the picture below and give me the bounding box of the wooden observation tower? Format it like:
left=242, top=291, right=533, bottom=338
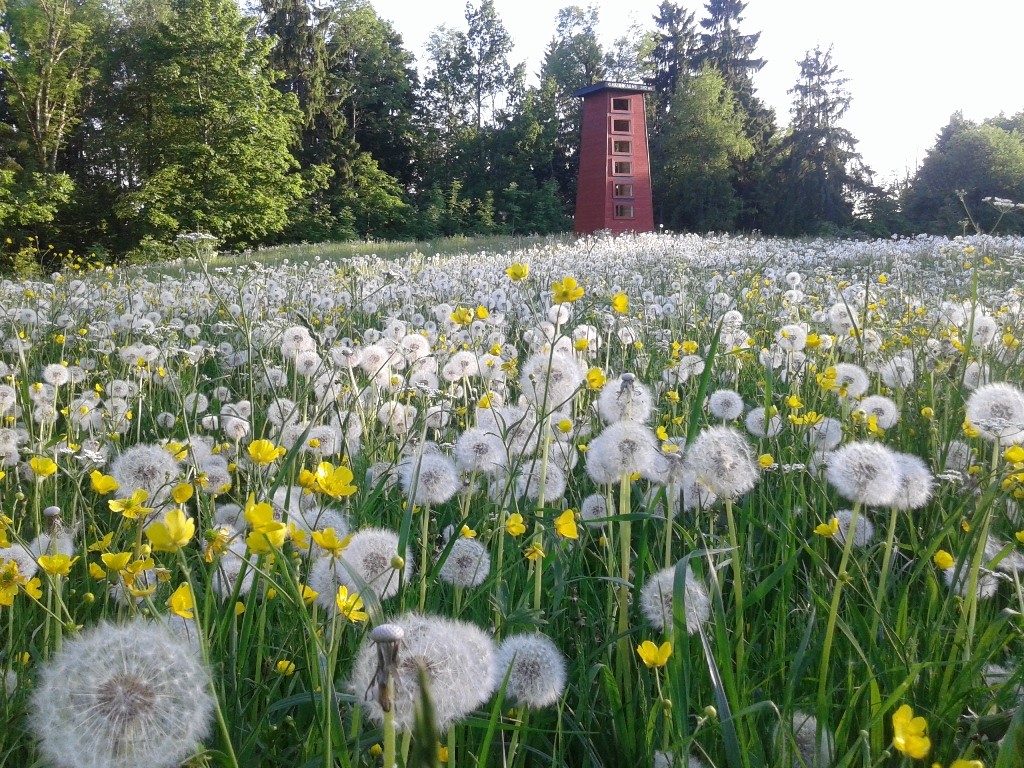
left=572, top=81, right=654, bottom=235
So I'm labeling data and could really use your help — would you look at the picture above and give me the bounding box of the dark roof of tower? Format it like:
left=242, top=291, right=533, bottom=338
left=573, top=80, right=654, bottom=98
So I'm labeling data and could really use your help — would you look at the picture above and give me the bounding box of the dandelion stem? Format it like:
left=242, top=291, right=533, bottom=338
left=724, top=495, right=745, bottom=673
left=616, top=472, right=633, bottom=700
left=816, top=502, right=860, bottom=728
left=871, top=506, right=900, bottom=640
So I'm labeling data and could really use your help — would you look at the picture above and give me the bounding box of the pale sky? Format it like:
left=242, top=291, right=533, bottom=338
left=371, top=0, right=1024, bottom=184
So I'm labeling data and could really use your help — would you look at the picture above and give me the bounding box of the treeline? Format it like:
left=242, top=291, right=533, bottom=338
left=1, top=0, right=1023, bottom=264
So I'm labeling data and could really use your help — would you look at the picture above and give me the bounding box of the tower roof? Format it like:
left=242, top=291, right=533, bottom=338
left=573, top=80, right=654, bottom=98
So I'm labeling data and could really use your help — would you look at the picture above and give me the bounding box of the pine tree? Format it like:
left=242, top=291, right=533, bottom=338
left=649, top=1, right=699, bottom=119
left=771, top=45, right=871, bottom=234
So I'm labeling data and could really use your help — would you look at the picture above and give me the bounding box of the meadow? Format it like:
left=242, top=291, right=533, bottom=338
left=1, top=230, right=1023, bottom=768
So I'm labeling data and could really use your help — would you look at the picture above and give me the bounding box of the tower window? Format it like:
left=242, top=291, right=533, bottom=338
left=611, top=118, right=631, bottom=133
left=614, top=204, right=635, bottom=218
left=614, top=183, right=634, bottom=198
left=612, top=160, right=632, bottom=175
left=612, top=140, right=632, bottom=154
left=611, top=97, right=630, bottom=112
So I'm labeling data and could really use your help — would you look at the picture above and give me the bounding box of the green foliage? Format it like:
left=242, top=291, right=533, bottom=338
left=111, top=0, right=305, bottom=247
left=656, top=66, right=752, bottom=232
left=767, top=46, right=873, bottom=235
left=903, top=114, right=1024, bottom=234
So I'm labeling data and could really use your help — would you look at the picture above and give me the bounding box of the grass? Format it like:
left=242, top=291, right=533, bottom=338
left=1, top=231, right=1023, bottom=767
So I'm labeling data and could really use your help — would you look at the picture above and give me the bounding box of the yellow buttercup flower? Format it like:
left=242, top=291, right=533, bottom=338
left=108, top=489, right=153, bottom=520
left=276, top=659, right=297, bottom=676
left=311, top=528, right=352, bottom=558
left=460, top=524, right=477, bottom=539
left=1004, top=445, right=1024, bottom=464
left=314, top=461, right=357, bottom=498
left=89, top=470, right=120, bottom=495
left=892, top=704, right=930, bottom=759
left=551, top=276, right=584, bottom=304
left=247, top=439, right=285, bottom=465
left=814, top=518, right=839, bottom=538
left=29, top=456, right=58, bottom=479
left=524, top=542, right=545, bottom=561
left=145, top=508, right=196, bottom=552
left=636, top=640, right=672, bottom=669
left=506, top=262, right=529, bottom=281
left=758, top=454, right=775, bottom=468
left=505, top=513, right=527, bottom=537
left=37, top=554, right=78, bottom=577
left=335, top=585, right=368, bottom=623
left=611, top=292, right=629, bottom=313
left=450, top=306, right=474, bottom=326
left=171, top=483, right=194, bottom=504
left=167, top=582, right=195, bottom=619
left=933, top=550, right=955, bottom=570
left=554, top=509, right=578, bottom=540
left=586, top=367, right=606, bottom=389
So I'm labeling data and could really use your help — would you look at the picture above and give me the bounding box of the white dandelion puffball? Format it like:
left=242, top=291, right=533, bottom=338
left=773, top=710, right=835, bottom=768
left=639, top=562, right=712, bottom=634
left=833, top=509, right=874, bottom=548
left=745, top=406, right=782, bottom=439
left=831, top=363, right=870, bottom=399
left=313, top=527, right=411, bottom=604
left=943, top=560, right=1000, bottom=600
left=399, top=452, right=460, bottom=506
left=108, top=443, right=181, bottom=505
left=855, top=395, right=901, bottom=430
left=492, top=633, right=567, bottom=709
left=891, top=453, right=934, bottom=511
left=437, top=536, right=491, bottom=588
left=707, top=389, right=745, bottom=421
left=349, top=613, right=496, bottom=732
left=597, top=373, right=654, bottom=424
left=825, top=441, right=900, bottom=507
left=685, top=426, right=760, bottom=499
left=29, top=618, right=214, bottom=768
left=965, top=382, right=1024, bottom=444
left=585, top=420, right=661, bottom=485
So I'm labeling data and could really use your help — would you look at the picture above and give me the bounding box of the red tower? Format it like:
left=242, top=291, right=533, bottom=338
left=573, top=81, right=655, bottom=235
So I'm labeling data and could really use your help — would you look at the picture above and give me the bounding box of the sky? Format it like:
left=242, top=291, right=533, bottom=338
left=370, top=0, right=1024, bottom=184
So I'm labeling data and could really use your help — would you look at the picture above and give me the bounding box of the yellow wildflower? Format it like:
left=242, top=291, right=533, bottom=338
left=450, top=306, right=473, bottom=326
left=29, top=456, right=58, bottom=479
left=276, top=660, right=297, bottom=676
left=933, top=550, right=955, bottom=570
left=145, top=508, right=196, bottom=552
left=506, top=262, right=529, bottom=281
left=108, top=489, right=153, bottom=520
left=892, top=704, right=930, bottom=759
left=335, top=585, right=368, bottom=623
left=554, top=509, right=578, bottom=540
left=524, top=542, right=545, bottom=561
left=247, top=439, right=285, bottom=465
left=311, top=528, right=352, bottom=558
left=89, top=470, right=120, bottom=495
left=505, top=513, right=527, bottom=537
left=37, top=554, right=78, bottom=577
left=636, top=640, right=672, bottom=669
left=551, top=276, right=584, bottom=304
left=611, top=293, right=629, bottom=313
left=167, top=582, right=195, bottom=619
left=314, top=461, right=358, bottom=498
left=814, top=518, right=839, bottom=538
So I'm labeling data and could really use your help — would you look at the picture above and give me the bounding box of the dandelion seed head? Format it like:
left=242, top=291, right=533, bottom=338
left=685, top=426, right=759, bottom=499
left=493, top=633, right=567, bottom=709
left=585, top=421, right=661, bottom=485
left=29, top=618, right=214, bottom=768
left=437, top=537, right=490, bottom=588
left=109, top=443, right=180, bottom=506
left=825, top=441, right=900, bottom=506
left=707, top=389, right=745, bottom=421
left=965, top=382, right=1024, bottom=443
left=348, top=612, right=495, bottom=732
left=639, top=562, right=711, bottom=634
